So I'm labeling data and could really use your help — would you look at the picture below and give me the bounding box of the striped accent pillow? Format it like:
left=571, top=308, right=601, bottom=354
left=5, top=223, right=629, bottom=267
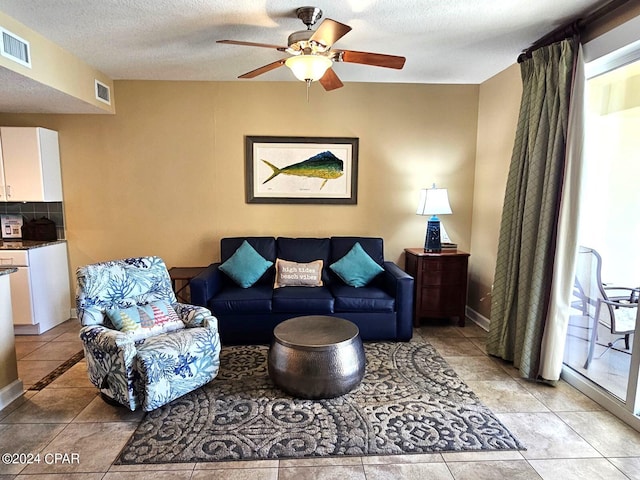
left=107, top=300, right=184, bottom=340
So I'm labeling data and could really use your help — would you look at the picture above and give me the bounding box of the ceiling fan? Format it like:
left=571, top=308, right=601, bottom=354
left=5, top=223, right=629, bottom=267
left=217, top=6, right=406, bottom=91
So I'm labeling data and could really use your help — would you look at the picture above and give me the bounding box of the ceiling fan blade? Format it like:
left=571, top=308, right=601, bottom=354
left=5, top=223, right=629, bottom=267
left=238, top=59, right=287, bottom=79
left=217, top=39, right=287, bottom=51
left=309, top=19, right=352, bottom=48
left=337, top=49, right=406, bottom=69
left=319, top=68, right=344, bottom=91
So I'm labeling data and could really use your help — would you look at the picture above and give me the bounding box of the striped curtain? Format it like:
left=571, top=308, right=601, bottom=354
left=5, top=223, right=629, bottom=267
left=487, top=37, right=578, bottom=380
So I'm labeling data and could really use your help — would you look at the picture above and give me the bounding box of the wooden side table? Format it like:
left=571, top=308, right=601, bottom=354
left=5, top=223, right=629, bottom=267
left=404, top=248, right=470, bottom=327
left=168, top=267, right=207, bottom=303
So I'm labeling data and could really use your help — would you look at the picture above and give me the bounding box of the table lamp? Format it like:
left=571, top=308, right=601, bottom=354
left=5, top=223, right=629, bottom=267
left=416, top=184, right=452, bottom=252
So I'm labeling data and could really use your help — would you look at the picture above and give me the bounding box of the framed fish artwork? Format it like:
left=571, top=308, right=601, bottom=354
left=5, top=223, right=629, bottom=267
left=245, top=136, right=358, bottom=204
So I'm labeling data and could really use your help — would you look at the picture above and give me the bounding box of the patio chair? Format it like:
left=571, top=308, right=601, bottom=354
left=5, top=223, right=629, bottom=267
left=76, top=256, right=221, bottom=411
left=574, top=246, right=638, bottom=368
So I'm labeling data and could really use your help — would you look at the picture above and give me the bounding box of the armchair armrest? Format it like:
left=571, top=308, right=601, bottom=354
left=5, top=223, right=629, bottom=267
left=601, top=298, right=638, bottom=309
left=77, top=306, right=106, bottom=327
left=604, top=286, right=640, bottom=303
left=190, top=263, right=223, bottom=307
left=173, top=302, right=219, bottom=331
left=381, top=261, right=415, bottom=341
left=79, top=324, right=136, bottom=349
left=79, top=325, right=139, bottom=410
left=599, top=298, right=637, bottom=334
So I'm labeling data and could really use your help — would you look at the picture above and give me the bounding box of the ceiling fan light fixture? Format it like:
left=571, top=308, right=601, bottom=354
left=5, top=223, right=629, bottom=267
left=285, top=54, right=332, bottom=82
left=223, top=6, right=406, bottom=92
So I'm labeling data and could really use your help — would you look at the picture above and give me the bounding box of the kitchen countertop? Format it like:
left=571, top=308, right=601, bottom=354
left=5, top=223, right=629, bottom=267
left=0, top=267, right=17, bottom=276
left=0, top=239, right=66, bottom=250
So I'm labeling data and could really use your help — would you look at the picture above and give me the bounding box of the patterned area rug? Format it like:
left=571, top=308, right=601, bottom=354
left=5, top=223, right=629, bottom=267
left=117, top=341, right=524, bottom=464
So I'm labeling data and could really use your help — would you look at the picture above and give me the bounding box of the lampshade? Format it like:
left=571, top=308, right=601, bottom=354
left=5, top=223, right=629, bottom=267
left=416, top=185, right=452, bottom=252
left=416, top=186, right=452, bottom=216
left=285, top=54, right=332, bottom=82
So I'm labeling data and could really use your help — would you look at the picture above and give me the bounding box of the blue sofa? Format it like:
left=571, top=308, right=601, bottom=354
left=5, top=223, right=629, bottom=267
left=190, top=236, right=414, bottom=345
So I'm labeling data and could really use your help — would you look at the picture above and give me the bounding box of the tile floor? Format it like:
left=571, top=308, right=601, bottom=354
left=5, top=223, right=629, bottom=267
left=13, top=319, right=84, bottom=390
left=3, top=320, right=640, bottom=479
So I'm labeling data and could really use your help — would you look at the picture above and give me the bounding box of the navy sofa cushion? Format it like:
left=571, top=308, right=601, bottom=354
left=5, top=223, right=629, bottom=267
left=221, top=236, right=276, bottom=262
left=331, top=284, right=395, bottom=312
left=209, top=284, right=273, bottom=314
left=277, top=237, right=332, bottom=285
left=272, top=286, right=335, bottom=313
left=331, top=237, right=384, bottom=265
left=220, top=237, right=276, bottom=287
left=219, top=240, right=274, bottom=288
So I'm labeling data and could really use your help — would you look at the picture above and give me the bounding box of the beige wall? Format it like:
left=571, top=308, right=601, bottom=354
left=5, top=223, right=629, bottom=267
left=0, top=81, right=479, bottom=299
left=466, top=65, right=522, bottom=320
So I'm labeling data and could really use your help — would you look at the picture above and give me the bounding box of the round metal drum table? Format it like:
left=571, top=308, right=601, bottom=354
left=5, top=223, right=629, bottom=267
left=268, top=315, right=365, bottom=399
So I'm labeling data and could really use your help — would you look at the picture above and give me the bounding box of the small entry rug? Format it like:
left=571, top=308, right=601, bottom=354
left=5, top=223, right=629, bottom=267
left=117, top=341, right=524, bottom=464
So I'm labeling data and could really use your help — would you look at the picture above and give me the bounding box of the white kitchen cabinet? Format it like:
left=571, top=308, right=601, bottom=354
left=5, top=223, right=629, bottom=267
left=0, top=242, right=71, bottom=334
left=0, top=127, right=63, bottom=202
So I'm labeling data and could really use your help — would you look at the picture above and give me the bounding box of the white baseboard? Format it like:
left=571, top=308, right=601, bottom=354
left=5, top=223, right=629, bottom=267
left=14, top=308, right=78, bottom=334
left=465, top=306, right=490, bottom=331
left=0, top=379, right=24, bottom=411
left=13, top=324, right=42, bottom=335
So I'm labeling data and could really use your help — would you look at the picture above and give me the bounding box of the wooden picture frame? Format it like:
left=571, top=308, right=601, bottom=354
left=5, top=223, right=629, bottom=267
left=245, top=136, right=358, bottom=204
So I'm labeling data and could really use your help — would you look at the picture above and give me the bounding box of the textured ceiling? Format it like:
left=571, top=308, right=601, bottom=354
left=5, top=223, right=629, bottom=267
left=0, top=0, right=608, bottom=113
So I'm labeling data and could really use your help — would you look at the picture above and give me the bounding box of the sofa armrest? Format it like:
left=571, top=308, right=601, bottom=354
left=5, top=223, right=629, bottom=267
left=381, top=261, right=414, bottom=341
left=190, top=263, right=223, bottom=307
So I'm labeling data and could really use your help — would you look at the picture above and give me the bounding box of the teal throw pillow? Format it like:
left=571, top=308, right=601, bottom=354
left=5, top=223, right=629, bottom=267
left=330, top=242, right=384, bottom=288
left=219, top=240, right=273, bottom=288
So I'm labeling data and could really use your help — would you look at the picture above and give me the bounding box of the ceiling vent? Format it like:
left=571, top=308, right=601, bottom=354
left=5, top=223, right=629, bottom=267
left=0, top=27, right=31, bottom=68
left=95, top=79, right=111, bottom=105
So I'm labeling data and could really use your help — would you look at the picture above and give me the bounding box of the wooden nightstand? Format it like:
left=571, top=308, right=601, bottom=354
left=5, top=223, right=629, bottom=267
left=404, top=248, right=470, bottom=327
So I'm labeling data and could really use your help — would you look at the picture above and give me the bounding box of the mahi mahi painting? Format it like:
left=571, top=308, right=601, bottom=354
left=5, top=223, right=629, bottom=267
left=261, top=151, right=344, bottom=190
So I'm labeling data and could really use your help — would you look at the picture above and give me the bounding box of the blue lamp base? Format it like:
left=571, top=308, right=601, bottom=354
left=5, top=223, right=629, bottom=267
left=424, top=216, right=441, bottom=252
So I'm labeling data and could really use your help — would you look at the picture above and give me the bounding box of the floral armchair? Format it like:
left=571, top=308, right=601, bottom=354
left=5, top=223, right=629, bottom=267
left=76, top=256, right=221, bottom=411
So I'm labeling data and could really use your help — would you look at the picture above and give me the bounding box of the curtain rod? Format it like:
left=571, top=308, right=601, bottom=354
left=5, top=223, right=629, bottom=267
left=518, top=0, right=631, bottom=62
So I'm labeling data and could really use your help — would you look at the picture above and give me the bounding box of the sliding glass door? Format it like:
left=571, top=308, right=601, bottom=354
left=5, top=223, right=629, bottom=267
left=562, top=21, right=640, bottom=422
left=563, top=57, right=640, bottom=401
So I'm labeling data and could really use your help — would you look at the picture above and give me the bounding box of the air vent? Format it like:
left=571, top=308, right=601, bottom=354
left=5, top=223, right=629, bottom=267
left=0, top=27, right=31, bottom=68
left=95, top=80, right=111, bottom=105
